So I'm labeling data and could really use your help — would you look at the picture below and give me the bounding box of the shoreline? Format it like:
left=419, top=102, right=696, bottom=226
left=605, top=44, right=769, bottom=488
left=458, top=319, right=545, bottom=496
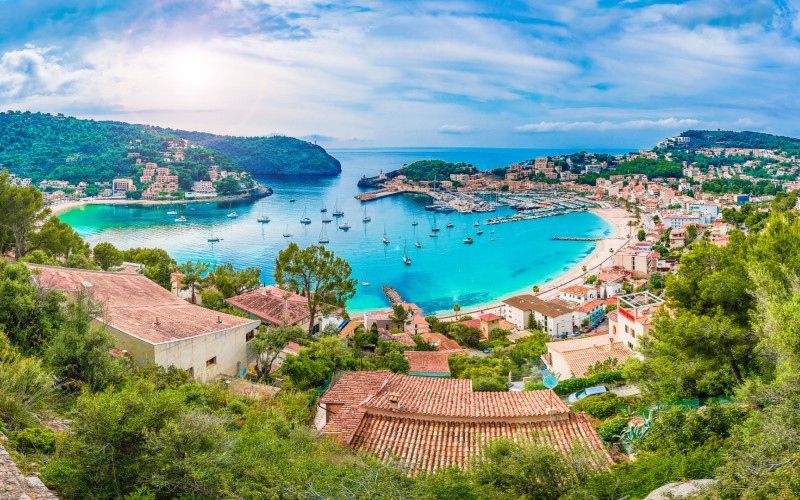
left=429, top=206, right=635, bottom=321
left=49, top=185, right=272, bottom=216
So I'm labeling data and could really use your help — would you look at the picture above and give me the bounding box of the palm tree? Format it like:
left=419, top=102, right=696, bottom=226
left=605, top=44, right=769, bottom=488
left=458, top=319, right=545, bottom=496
left=532, top=285, right=540, bottom=294
left=453, top=303, right=461, bottom=320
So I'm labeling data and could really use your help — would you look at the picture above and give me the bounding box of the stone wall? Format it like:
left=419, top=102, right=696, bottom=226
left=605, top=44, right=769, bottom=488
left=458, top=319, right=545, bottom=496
left=0, top=439, right=58, bottom=499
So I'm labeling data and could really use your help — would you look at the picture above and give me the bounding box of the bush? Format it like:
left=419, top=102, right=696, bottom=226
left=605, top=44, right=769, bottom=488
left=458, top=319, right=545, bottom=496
left=597, top=415, right=628, bottom=442
left=473, top=377, right=508, bottom=392
left=553, top=371, right=624, bottom=395
left=13, top=426, right=56, bottom=454
left=572, top=392, right=621, bottom=420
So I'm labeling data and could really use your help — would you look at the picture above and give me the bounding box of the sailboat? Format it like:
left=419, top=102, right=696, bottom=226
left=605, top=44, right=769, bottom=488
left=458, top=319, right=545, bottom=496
left=362, top=205, right=371, bottom=223
left=361, top=275, right=370, bottom=286
left=446, top=222, right=454, bottom=228
left=412, top=220, right=419, bottom=226
left=413, top=225, right=421, bottom=248
left=257, top=214, right=270, bottom=223
left=300, top=207, right=312, bottom=224
left=167, top=210, right=177, bottom=215
left=473, top=221, right=480, bottom=227
left=208, top=227, right=221, bottom=243
left=318, top=224, right=329, bottom=244
left=403, top=242, right=412, bottom=266
left=283, top=224, right=292, bottom=238
left=382, top=225, right=390, bottom=245
left=227, top=212, right=238, bottom=218
left=333, top=200, right=344, bottom=217
left=431, top=212, right=440, bottom=232
left=339, top=221, right=351, bottom=230
left=320, top=202, right=327, bottom=213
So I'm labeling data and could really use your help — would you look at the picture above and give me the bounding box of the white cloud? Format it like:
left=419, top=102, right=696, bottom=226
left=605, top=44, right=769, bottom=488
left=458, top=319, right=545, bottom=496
left=515, top=118, right=702, bottom=132
left=0, top=45, right=92, bottom=98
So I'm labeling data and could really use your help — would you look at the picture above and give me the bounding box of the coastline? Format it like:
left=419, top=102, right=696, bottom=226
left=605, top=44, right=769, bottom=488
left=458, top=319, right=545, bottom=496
left=49, top=185, right=272, bottom=216
left=432, top=206, right=635, bottom=321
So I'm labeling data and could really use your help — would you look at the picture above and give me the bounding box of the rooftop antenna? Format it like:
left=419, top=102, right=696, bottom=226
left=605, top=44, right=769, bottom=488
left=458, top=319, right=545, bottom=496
left=543, top=374, right=559, bottom=417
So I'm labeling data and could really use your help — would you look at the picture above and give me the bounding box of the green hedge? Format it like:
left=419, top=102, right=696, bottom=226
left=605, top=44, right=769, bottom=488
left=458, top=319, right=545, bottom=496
left=597, top=415, right=629, bottom=442
left=572, top=392, right=621, bottom=420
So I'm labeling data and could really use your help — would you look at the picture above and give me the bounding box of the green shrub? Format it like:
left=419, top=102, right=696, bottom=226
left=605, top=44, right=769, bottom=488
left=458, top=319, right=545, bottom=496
left=573, top=392, right=621, bottom=420
left=553, top=371, right=624, bottom=395
left=13, top=427, right=56, bottom=454
left=597, top=415, right=628, bottom=442
left=472, top=377, right=508, bottom=392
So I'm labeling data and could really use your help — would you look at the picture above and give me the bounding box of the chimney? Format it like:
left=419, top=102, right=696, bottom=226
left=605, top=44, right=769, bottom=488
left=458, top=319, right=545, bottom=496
left=387, top=393, right=400, bottom=410
left=155, top=317, right=160, bottom=326
left=606, top=336, right=613, bottom=352
left=216, top=315, right=222, bottom=324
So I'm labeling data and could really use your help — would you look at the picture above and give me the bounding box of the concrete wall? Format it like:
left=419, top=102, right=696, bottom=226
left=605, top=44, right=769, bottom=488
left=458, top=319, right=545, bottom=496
left=154, top=320, right=260, bottom=382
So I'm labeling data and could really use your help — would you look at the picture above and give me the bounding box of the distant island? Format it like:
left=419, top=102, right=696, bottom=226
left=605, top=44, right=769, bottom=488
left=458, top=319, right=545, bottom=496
left=0, top=111, right=341, bottom=185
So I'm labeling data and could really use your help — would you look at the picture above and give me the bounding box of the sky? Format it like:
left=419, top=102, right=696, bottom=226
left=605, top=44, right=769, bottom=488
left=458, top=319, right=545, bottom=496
left=0, top=0, right=799, bottom=149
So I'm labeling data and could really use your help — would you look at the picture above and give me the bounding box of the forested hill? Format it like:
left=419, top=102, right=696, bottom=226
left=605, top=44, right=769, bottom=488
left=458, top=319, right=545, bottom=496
left=0, top=111, right=341, bottom=182
left=674, top=130, right=800, bottom=154
left=160, top=129, right=341, bottom=176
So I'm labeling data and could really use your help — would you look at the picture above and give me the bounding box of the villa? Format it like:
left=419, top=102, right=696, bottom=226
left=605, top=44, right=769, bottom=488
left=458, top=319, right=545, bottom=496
left=609, top=292, right=665, bottom=350
left=225, top=286, right=344, bottom=334
left=319, top=371, right=611, bottom=474
left=502, top=294, right=575, bottom=337
left=29, top=264, right=261, bottom=381
left=544, top=334, right=633, bottom=380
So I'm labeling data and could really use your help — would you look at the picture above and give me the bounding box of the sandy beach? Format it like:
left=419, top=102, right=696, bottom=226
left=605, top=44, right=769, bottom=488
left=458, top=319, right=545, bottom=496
left=435, top=206, right=635, bottom=320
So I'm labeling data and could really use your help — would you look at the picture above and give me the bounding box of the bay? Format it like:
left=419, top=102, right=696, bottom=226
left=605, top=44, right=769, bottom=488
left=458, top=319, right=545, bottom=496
left=59, top=147, right=626, bottom=315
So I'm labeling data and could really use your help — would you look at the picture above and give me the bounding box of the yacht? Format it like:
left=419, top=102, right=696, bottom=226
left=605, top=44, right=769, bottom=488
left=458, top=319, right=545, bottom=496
left=411, top=220, right=419, bottom=226
left=473, top=221, right=480, bottom=227
left=429, top=233, right=438, bottom=238
left=289, top=198, right=296, bottom=203
left=361, top=277, right=370, bottom=286
left=300, top=217, right=312, bottom=224
left=431, top=227, right=440, bottom=232
left=339, top=222, right=351, bottom=230
left=332, top=200, right=344, bottom=217
left=320, top=203, right=327, bottom=213
left=318, top=225, right=329, bottom=244
left=403, top=243, right=411, bottom=266
left=322, top=217, right=332, bottom=223
left=415, top=241, right=422, bottom=248
left=167, top=210, right=177, bottom=215
left=283, top=224, right=292, bottom=237
left=476, top=230, right=484, bottom=235
left=257, top=215, right=270, bottom=223
left=174, top=216, right=187, bottom=222
left=446, top=222, right=454, bottom=228
left=227, top=212, right=238, bottom=218
left=463, top=237, right=474, bottom=244
left=362, top=205, right=371, bottom=223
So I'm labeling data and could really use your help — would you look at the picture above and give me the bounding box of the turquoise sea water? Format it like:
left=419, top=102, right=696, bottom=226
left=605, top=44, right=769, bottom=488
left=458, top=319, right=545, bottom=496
left=60, top=148, right=624, bottom=314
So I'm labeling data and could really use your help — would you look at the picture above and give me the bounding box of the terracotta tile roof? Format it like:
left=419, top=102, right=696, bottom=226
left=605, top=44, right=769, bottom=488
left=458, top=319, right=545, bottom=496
left=320, top=370, right=392, bottom=406
left=547, top=334, right=633, bottom=378
left=503, top=294, right=574, bottom=318
left=361, top=374, right=567, bottom=419
left=560, top=285, right=592, bottom=296
left=405, top=351, right=452, bottom=375
left=29, top=264, right=257, bottom=345
left=479, top=313, right=502, bottom=321
left=459, top=318, right=481, bottom=330
left=392, top=332, right=417, bottom=347
left=576, top=298, right=605, bottom=313
left=225, top=286, right=310, bottom=325
left=418, top=333, right=463, bottom=352
left=548, top=297, right=577, bottom=312
left=350, top=412, right=611, bottom=474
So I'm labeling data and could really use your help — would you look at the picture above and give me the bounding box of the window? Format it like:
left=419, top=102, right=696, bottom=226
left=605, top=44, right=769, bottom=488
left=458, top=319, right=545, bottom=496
left=628, top=342, right=633, bottom=349
left=246, top=330, right=255, bottom=342
left=206, top=356, right=217, bottom=367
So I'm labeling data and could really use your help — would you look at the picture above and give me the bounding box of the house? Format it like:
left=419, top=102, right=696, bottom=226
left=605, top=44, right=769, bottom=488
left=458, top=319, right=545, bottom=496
left=502, top=294, right=575, bottom=337
left=574, top=298, right=606, bottom=328
left=319, top=371, right=611, bottom=474
left=363, top=303, right=421, bottom=333
left=225, top=286, right=343, bottom=334
left=669, top=229, right=687, bottom=247
left=404, top=351, right=453, bottom=377
left=458, top=313, right=511, bottom=339
left=609, top=292, right=665, bottom=350
left=544, top=334, right=634, bottom=380
left=417, top=332, right=464, bottom=353
left=29, top=264, right=260, bottom=381
left=559, top=285, right=597, bottom=305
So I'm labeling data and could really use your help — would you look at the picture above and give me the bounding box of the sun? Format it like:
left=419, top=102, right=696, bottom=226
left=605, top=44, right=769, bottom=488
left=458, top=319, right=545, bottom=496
left=167, top=48, right=214, bottom=96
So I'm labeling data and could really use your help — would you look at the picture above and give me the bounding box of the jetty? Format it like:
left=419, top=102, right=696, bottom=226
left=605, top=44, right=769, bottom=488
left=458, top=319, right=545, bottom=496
left=552, top=237, right=604, bottom=241
left=382, top=285, right=404, bottom=305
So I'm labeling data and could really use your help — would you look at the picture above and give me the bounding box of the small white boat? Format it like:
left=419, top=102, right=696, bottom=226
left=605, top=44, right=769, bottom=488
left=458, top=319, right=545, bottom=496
left=446, top=222, right=454, bottom=228
left=476, top=230, right=484, bottom=235
left=383, top=236, right=389, bottom=244
left=412, top=220, right=419, bottom=226
left=362, top=206, right=371, bottom=223
left=463, top=237, right=474, bottom=244
left=175, top=216, right=187, bottom=222
left=361, top=281, right=370, bottom=286
left=227, top=212, right=238, bottom=218
left=403, top=256, right=411, bottom=265
left=339, top=222, right=351, bottom=230
left=257, top=215, right=270, bottom=223
left=429, top=233, right=438, bottom=238
left=300, top=217, right=312, bottom=224
left=415, top=241, right=421, bottom=248
left=473, top=221, right=480, bottom=227
left=167, top=210, right=178, bottom=215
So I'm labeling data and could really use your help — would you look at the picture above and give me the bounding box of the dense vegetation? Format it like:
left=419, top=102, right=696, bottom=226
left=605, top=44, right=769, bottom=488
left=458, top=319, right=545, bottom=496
left=164, top=129, right=341, bottom=176
left=0, top=111, right=341, bottom=183
left=701, top=177, right=781, bottom=196
left=400, top=159, right=476, bottom=182
left=578, top=157, right=683, bottom=184
left=675, top=129, right=800, bottom=155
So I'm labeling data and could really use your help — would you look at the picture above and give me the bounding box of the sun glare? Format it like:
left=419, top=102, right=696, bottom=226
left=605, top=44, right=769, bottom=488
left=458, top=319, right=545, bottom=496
left=167, top=48, right=213, bottom=96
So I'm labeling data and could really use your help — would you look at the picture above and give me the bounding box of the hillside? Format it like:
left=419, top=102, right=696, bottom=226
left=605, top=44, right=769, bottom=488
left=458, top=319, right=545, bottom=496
left=671, top=130, right=800, bottom=155
left=163, top=130, right=341, bottom=176
left=0, top=112, right=340, bottom=182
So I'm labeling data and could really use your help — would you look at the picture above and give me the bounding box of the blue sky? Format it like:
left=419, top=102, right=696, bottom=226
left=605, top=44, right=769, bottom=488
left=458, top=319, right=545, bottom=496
left=0, top=0, right=798, bottom=148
